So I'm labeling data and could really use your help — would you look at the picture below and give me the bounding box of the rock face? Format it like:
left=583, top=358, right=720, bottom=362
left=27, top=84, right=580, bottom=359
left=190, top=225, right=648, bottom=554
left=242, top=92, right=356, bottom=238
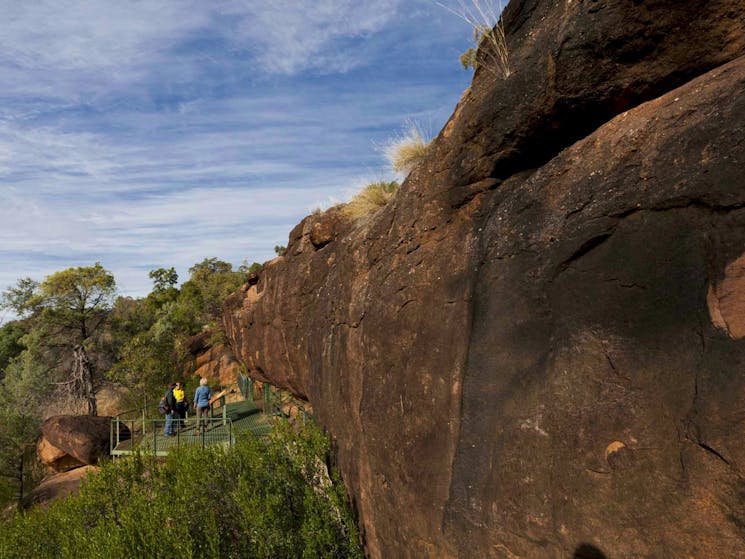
left=191, top=343, right=241, bottom=387
left=224, top=1, right=745, bottom=557
left=94, top=381, right=131, bottom=417
left=40, top=416, right=117, bottom=466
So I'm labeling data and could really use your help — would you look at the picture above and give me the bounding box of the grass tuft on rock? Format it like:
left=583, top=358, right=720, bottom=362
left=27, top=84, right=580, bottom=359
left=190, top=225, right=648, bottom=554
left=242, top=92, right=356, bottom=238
left=384, top=126, right=431, bottom=174
left=342, top=180, right=400, bottom=221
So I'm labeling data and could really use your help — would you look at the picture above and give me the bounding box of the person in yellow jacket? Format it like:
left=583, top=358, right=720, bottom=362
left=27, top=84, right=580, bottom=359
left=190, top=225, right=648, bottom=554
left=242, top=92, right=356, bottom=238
left=173, top=382, right=187, bottom=430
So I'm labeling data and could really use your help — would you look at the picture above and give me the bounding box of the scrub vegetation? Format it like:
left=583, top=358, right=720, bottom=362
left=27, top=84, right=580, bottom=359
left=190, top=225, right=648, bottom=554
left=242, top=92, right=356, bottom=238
left=0, top=422, right=363, bottom=559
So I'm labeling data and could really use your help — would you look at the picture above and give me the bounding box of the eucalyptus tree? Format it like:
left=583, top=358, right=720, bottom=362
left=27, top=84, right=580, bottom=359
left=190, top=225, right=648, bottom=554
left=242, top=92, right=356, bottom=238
left=1, top=263, right=117, bottom=416
left=34, top=263, right=116, bottom=416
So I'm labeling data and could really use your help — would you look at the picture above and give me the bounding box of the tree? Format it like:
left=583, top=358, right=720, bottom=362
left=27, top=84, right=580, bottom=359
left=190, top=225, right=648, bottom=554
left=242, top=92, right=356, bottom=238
left=0, top=346, right=48, bottom=508
left=0, top=322, right=26, bottom=373
left=33, top=263, right=116, bottom=343
left=145, top=267, right=180, bottom=313
left=1, top=278, right=39, bottom=317
left=185, top=258, right=244, bottom=323
left=31, top=263, right=116, bottom=416
left=274, top=245, right=287, bottom=257
left=148, top=267, right=178, bottom=292
left=111, top=258, right=243, bottom=398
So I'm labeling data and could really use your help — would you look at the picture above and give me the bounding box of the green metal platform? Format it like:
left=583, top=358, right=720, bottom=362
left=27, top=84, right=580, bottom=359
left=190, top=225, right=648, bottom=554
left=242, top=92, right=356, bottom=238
left=111, top=397, right=274, bottom=457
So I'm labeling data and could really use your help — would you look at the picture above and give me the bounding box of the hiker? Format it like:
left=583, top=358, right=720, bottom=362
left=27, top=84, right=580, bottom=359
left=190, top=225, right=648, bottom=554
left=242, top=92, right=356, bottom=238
left=164, top=382, right=177, bottom=436
left=193, top=377, right=212, bottom=435
left=173, top=381, right=187, bottom=430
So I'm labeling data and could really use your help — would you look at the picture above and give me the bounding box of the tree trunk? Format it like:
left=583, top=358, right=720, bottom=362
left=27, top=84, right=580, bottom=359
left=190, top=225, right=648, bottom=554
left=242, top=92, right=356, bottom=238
left=72, top=345, right=97, bottom=416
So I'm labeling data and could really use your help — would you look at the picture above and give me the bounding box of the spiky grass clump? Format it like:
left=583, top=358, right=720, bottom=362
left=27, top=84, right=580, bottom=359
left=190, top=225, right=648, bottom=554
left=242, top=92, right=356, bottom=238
left=342, top=180, right=399, bottom=221
left=438, top=0, right=510, bottom=79
left=384, top=126, right=431, bottom=174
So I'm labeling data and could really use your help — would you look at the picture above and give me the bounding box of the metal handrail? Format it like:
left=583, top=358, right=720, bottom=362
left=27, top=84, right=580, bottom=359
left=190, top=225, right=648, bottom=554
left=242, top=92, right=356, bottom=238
left=111, top=417, right=235, bottom=456
left=109, top=379, right=289, bottom=456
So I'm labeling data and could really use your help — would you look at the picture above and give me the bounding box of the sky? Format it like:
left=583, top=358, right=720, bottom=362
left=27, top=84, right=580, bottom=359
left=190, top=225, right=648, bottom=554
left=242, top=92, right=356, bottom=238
left=0, top=0, right=477, bottom=314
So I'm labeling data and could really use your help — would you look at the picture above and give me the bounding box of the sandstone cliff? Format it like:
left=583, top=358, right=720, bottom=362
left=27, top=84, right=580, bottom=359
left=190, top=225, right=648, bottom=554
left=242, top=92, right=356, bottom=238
left=225, top=1, right=745, bottom=557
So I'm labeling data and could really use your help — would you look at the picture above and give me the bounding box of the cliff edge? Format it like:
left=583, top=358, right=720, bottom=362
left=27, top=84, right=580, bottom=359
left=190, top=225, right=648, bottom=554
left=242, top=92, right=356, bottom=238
left=225, top=1, right=745, bottom=557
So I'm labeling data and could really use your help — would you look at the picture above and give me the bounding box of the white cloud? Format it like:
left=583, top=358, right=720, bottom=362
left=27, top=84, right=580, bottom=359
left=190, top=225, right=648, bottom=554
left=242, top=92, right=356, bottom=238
left=0, top=0, right=474, bottom=310
left=0, top=0, right=406, bottom=103
left=232, top=0, right=402, bottom=74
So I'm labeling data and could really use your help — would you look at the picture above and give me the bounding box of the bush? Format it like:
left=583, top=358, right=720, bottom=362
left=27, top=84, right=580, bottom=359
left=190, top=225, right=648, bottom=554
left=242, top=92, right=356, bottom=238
left=342, top=180, right=400, bottom=221
left=0, top=422, right=363, bottom=559
left=384, top=125, right=431, bottom=174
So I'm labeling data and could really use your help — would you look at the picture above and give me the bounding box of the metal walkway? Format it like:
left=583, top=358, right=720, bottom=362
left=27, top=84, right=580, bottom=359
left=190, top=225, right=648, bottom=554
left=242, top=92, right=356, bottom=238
left=111, top=397, right=274, bottom=457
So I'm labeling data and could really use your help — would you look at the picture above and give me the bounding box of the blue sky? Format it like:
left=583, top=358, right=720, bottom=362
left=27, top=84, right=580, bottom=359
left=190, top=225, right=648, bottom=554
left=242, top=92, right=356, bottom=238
left=0, top=0, right=476, bottom=312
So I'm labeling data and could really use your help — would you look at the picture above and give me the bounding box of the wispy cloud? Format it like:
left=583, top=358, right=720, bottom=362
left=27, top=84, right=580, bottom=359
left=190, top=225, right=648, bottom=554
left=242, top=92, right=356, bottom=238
left=0, top=1, right=474, bottom=309
left=233, top=0, right=402, bottom=74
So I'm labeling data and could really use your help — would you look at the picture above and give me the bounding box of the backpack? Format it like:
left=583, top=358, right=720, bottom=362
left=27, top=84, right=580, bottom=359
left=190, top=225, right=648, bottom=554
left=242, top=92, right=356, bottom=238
left=158, top=397, right=169, bottom=416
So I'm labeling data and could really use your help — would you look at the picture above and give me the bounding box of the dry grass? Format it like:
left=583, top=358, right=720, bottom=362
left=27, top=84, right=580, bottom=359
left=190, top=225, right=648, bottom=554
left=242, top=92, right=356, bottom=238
left=341, top=181, right=399, bottom=221
left=438, top=0, right=510, bottom=79
left=384, top=126, right=431, bottom=174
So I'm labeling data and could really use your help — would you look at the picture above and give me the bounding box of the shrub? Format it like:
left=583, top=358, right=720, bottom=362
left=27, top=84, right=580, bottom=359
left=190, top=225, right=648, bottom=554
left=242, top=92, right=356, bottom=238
left=0, top=422, right=363, bottom=559
left=342, top=180, right=400, bottom=221
left=384, top=125, right=431, bottom=174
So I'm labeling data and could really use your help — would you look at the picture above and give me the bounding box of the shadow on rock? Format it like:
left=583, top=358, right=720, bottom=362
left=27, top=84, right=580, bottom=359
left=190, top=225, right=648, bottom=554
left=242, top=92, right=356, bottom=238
left=573, top=543, right=608, bottom=559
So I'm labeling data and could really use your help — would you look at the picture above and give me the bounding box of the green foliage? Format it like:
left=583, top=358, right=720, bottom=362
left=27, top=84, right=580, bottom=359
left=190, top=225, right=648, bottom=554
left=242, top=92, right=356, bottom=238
left=0, top=257, right=251, bottom=506
left=274, top=245, right=287, bottom=257
left=107, top=331, right=177, bottom=397
left=0, top=322, right=26, bottom=373
left=0, top=278, right=39, bottom=317
left=0, top=346, right=47, bottom=509
left=148, top=267, right=178, bottom=292
left=0, top=422, right=363, bottom=559
left=107, top=297, right=154, bottom=347
left=185, top=258, right=245, bottom=323
left=110, top=258, right=245, bottom=396
left=146, top=267, right=180, bottom=312
left=1, top=333, right=53, bottom=414
left=238, top=260, right=262, bottom=275
left=32, top=263, right=116, bottom=344
left=342, top=180, right=400, bottom=221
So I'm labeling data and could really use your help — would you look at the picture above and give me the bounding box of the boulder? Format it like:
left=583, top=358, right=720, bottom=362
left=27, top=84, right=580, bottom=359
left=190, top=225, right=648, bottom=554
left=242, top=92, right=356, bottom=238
left=40, top=415, right=114, bottom=466
left=223, top=1, right=745, bottom=558
left=37, top=436, right=85, bottom=473
left=24, top=465, right=98, bottom=510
